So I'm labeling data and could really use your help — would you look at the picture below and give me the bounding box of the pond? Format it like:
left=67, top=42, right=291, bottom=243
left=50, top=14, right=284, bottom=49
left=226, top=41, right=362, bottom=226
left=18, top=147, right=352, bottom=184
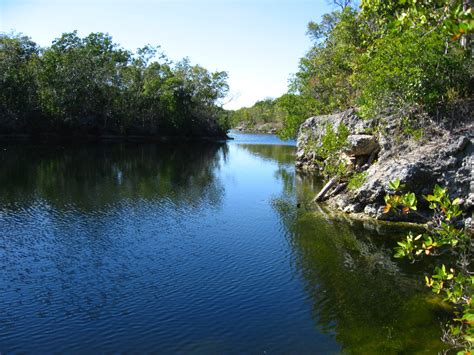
left=0, top=133, right=446, bottom=353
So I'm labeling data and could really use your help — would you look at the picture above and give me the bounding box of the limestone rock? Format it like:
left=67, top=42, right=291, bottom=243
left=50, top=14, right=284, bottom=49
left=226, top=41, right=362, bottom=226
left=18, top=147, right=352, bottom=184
left=345, top=134, right=379, bottom=156
left=296, top=109, right=376, bottom=171
left=296, top=108, right=474, bottom=223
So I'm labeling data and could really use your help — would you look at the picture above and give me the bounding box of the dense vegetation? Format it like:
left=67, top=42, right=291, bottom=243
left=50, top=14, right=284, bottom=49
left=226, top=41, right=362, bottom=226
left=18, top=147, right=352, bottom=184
left=0, top=31, right=229, bottom=138
left=228, top=97, right=285, bottom=130
left=230, top=0, right=473, bottom=139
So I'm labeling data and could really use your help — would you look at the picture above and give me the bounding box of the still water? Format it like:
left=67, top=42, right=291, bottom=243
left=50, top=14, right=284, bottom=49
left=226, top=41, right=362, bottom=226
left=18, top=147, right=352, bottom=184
left=0, top=133, right=446, bottom=353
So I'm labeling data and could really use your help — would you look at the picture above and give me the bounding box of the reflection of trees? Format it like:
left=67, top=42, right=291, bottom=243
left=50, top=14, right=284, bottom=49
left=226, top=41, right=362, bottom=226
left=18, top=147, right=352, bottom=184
left=237, top=144, right=295, bottom=165
left=0, top=142, right=228, bottom=342
left=272, top=181, right=446, bottom=353
left=0, top=142, right=227, bottom=211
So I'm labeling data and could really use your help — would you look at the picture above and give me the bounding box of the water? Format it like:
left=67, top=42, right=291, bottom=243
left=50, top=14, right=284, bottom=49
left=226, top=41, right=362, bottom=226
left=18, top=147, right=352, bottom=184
left=0, top=134, right=446, bottom=353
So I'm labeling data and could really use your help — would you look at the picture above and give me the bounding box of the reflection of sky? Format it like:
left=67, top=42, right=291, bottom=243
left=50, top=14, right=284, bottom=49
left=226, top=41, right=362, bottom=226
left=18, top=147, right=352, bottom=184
left=228, top=130, right=296, bottom=146
left=0, top=134, right=445, bottom=353
left=0, top=137, right=339, bottom=353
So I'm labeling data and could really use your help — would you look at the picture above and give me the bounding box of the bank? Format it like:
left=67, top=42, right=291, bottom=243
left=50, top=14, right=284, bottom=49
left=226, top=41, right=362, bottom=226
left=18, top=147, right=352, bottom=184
left=294, top=102, right=474, bottom=233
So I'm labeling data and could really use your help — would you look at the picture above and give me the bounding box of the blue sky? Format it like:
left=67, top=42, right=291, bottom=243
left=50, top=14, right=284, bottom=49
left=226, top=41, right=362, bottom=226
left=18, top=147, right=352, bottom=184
left=1, top=0, right=333, bottom=109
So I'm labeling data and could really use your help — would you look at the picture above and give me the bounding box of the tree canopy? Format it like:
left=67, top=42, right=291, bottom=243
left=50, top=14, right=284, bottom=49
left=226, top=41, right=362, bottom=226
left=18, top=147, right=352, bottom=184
left=234, top=0, right=473, bottom=139
left=0, top=31, right=230, bottom=138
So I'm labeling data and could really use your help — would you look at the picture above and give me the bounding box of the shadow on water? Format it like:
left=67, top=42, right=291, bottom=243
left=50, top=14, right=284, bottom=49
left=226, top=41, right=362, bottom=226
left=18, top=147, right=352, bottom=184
left=272, top=167, right=448, bottom=353
left=0, top=142, right=227, bottom=211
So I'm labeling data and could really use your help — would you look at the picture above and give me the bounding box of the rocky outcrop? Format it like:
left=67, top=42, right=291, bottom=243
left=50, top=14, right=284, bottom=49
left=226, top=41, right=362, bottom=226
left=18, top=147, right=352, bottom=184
left=345, top=135, right=379, bottom=156
left=296, top=108, right=473, bottom=223
left=296, top=109, right=376, bottom=171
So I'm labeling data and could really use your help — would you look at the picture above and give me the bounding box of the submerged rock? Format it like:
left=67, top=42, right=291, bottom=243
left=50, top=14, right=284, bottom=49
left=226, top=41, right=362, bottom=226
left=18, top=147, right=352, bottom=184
left=296, top=106, right=474, bottom=222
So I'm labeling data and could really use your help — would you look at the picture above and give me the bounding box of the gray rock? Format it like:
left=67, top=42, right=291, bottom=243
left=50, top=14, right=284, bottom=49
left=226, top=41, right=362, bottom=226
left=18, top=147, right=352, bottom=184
left=296, top=109, right=375, bottom=171
left=297, top=109, right=474, bottom=222
left=345, top=134, right=379, bottom=156
left=364, top=204, right=384, bottom=218
left=465, top=217, right=473, bottom=237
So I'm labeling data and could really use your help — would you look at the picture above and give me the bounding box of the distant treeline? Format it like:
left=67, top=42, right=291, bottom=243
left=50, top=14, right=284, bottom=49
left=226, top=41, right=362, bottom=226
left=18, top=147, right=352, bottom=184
left=0, top=31, right=230, bottom=138
left=228, top=98, right=285, bottom=129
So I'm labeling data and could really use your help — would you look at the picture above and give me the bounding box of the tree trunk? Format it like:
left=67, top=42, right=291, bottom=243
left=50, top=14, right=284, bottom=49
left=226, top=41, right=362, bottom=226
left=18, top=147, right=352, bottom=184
left=460, top=0, right=472, bottom=50
left=313, top=177, right=337, bottom=202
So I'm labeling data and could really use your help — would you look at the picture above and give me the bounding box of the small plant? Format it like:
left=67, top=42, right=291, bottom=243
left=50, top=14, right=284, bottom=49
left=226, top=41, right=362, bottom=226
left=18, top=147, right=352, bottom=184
left=348, top=171, right=367, bottom=190
left=313, top=122, right=350, bottom=179
left=401, top=116, right=425, bottom=141
left=383, top=178, right=417, bottom=214
left=384, top=180, right=473, bottom=352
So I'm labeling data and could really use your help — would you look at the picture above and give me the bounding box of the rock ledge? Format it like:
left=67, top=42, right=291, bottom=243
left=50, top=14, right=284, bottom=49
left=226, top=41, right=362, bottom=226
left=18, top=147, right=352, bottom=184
left=296, top=108, right=473, bottom=224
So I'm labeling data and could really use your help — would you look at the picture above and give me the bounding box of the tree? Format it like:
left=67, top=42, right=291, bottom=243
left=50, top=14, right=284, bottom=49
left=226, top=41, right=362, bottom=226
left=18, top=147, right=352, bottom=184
left=0, top=34, right=39, bottom=131
left=0, top=31, right=230, bottom=137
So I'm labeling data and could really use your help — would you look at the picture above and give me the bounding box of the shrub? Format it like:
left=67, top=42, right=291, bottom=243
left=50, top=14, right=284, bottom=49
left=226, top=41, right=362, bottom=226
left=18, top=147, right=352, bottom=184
left=354, top=30, right=471, bottom=118
left=348, top=171, right=368, bottom=190
left=385, top=181, right=473, bottom=351
left=311, top=122, right=350, bottom=179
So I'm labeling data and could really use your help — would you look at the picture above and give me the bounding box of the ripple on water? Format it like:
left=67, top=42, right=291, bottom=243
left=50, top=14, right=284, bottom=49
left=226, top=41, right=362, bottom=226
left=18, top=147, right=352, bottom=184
left=0, top=141, right=444, bottom=353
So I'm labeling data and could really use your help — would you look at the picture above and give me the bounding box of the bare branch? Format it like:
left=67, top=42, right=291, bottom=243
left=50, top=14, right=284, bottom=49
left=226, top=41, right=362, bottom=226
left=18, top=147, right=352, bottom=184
left=331, top=0, right=352, bottom=10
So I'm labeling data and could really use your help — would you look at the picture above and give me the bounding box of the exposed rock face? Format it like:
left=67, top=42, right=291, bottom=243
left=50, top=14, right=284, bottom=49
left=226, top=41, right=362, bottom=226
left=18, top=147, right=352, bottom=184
left=296, top=108, right=474, bottom=223
left=296, top=109, right=375, bottom=171
left=345, top=134, right=379, bottom=156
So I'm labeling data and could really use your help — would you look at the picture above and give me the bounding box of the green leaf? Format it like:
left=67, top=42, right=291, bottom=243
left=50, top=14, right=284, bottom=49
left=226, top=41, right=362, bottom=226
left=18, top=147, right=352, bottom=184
left=461, top=313, right=474, bottom=322
left=433, top=184, right=446, bottom=197
left=388, top=178, right=401, bottom=190
left=424, top=194, right=436, bottom=202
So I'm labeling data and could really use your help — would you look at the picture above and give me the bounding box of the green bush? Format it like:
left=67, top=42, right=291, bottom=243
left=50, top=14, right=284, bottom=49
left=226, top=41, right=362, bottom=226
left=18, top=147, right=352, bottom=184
left=353, top=30, right=471, bottom=118
left=312, top=122, right=350, bottom=179
left=385, top=182, right=473, bottom=351
left=348, top=171, right=368, bottom=190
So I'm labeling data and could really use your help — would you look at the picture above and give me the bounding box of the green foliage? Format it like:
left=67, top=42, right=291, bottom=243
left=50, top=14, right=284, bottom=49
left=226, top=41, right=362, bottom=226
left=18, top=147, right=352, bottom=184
left=393, top=0, right=473, bottom=43
left=275, top=93, right=319, bottom=140
left=360, top=0, right=474, bottom=42
left=384, top=177, right=418, bottom=214
left=312, top=122, right=350, bottom=179
left=425, top=185, right=463, bottom=221
left=278, top=0, right=473, bottom=136
left=384, top=192, right=417, bottom=215
left=347, top=171, right=368, bottom=190
left=385, top=181, right=473, bottom=351
left=237, top=0, right=473, bottom=140
left=353, top=29, right=471, bottom=118
left=0, top=34, right=39, bottom=127
left=291, top=7, right=362, bottom=114
left=400, top=116, right=425, bottom=141
left=0, top=31, right=229, bottom=137
left=228, top=97, right=286, bottom=130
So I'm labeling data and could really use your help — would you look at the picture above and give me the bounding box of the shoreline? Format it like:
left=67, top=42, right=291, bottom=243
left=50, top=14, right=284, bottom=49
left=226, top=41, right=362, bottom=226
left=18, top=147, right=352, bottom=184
left=0, top=133, right=231, bottom=144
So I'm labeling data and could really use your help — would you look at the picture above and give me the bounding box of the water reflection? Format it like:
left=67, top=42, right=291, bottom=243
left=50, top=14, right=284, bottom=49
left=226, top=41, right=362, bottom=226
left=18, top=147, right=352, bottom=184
left=272, top=187, right=447, bottom=353
left=0, top=137, right=447, bottom=353
left=237, top=138, right=446, bottom=352
left=0, top=142, right=227, bottom=211
left=237, top=143, right=295, bottom=166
